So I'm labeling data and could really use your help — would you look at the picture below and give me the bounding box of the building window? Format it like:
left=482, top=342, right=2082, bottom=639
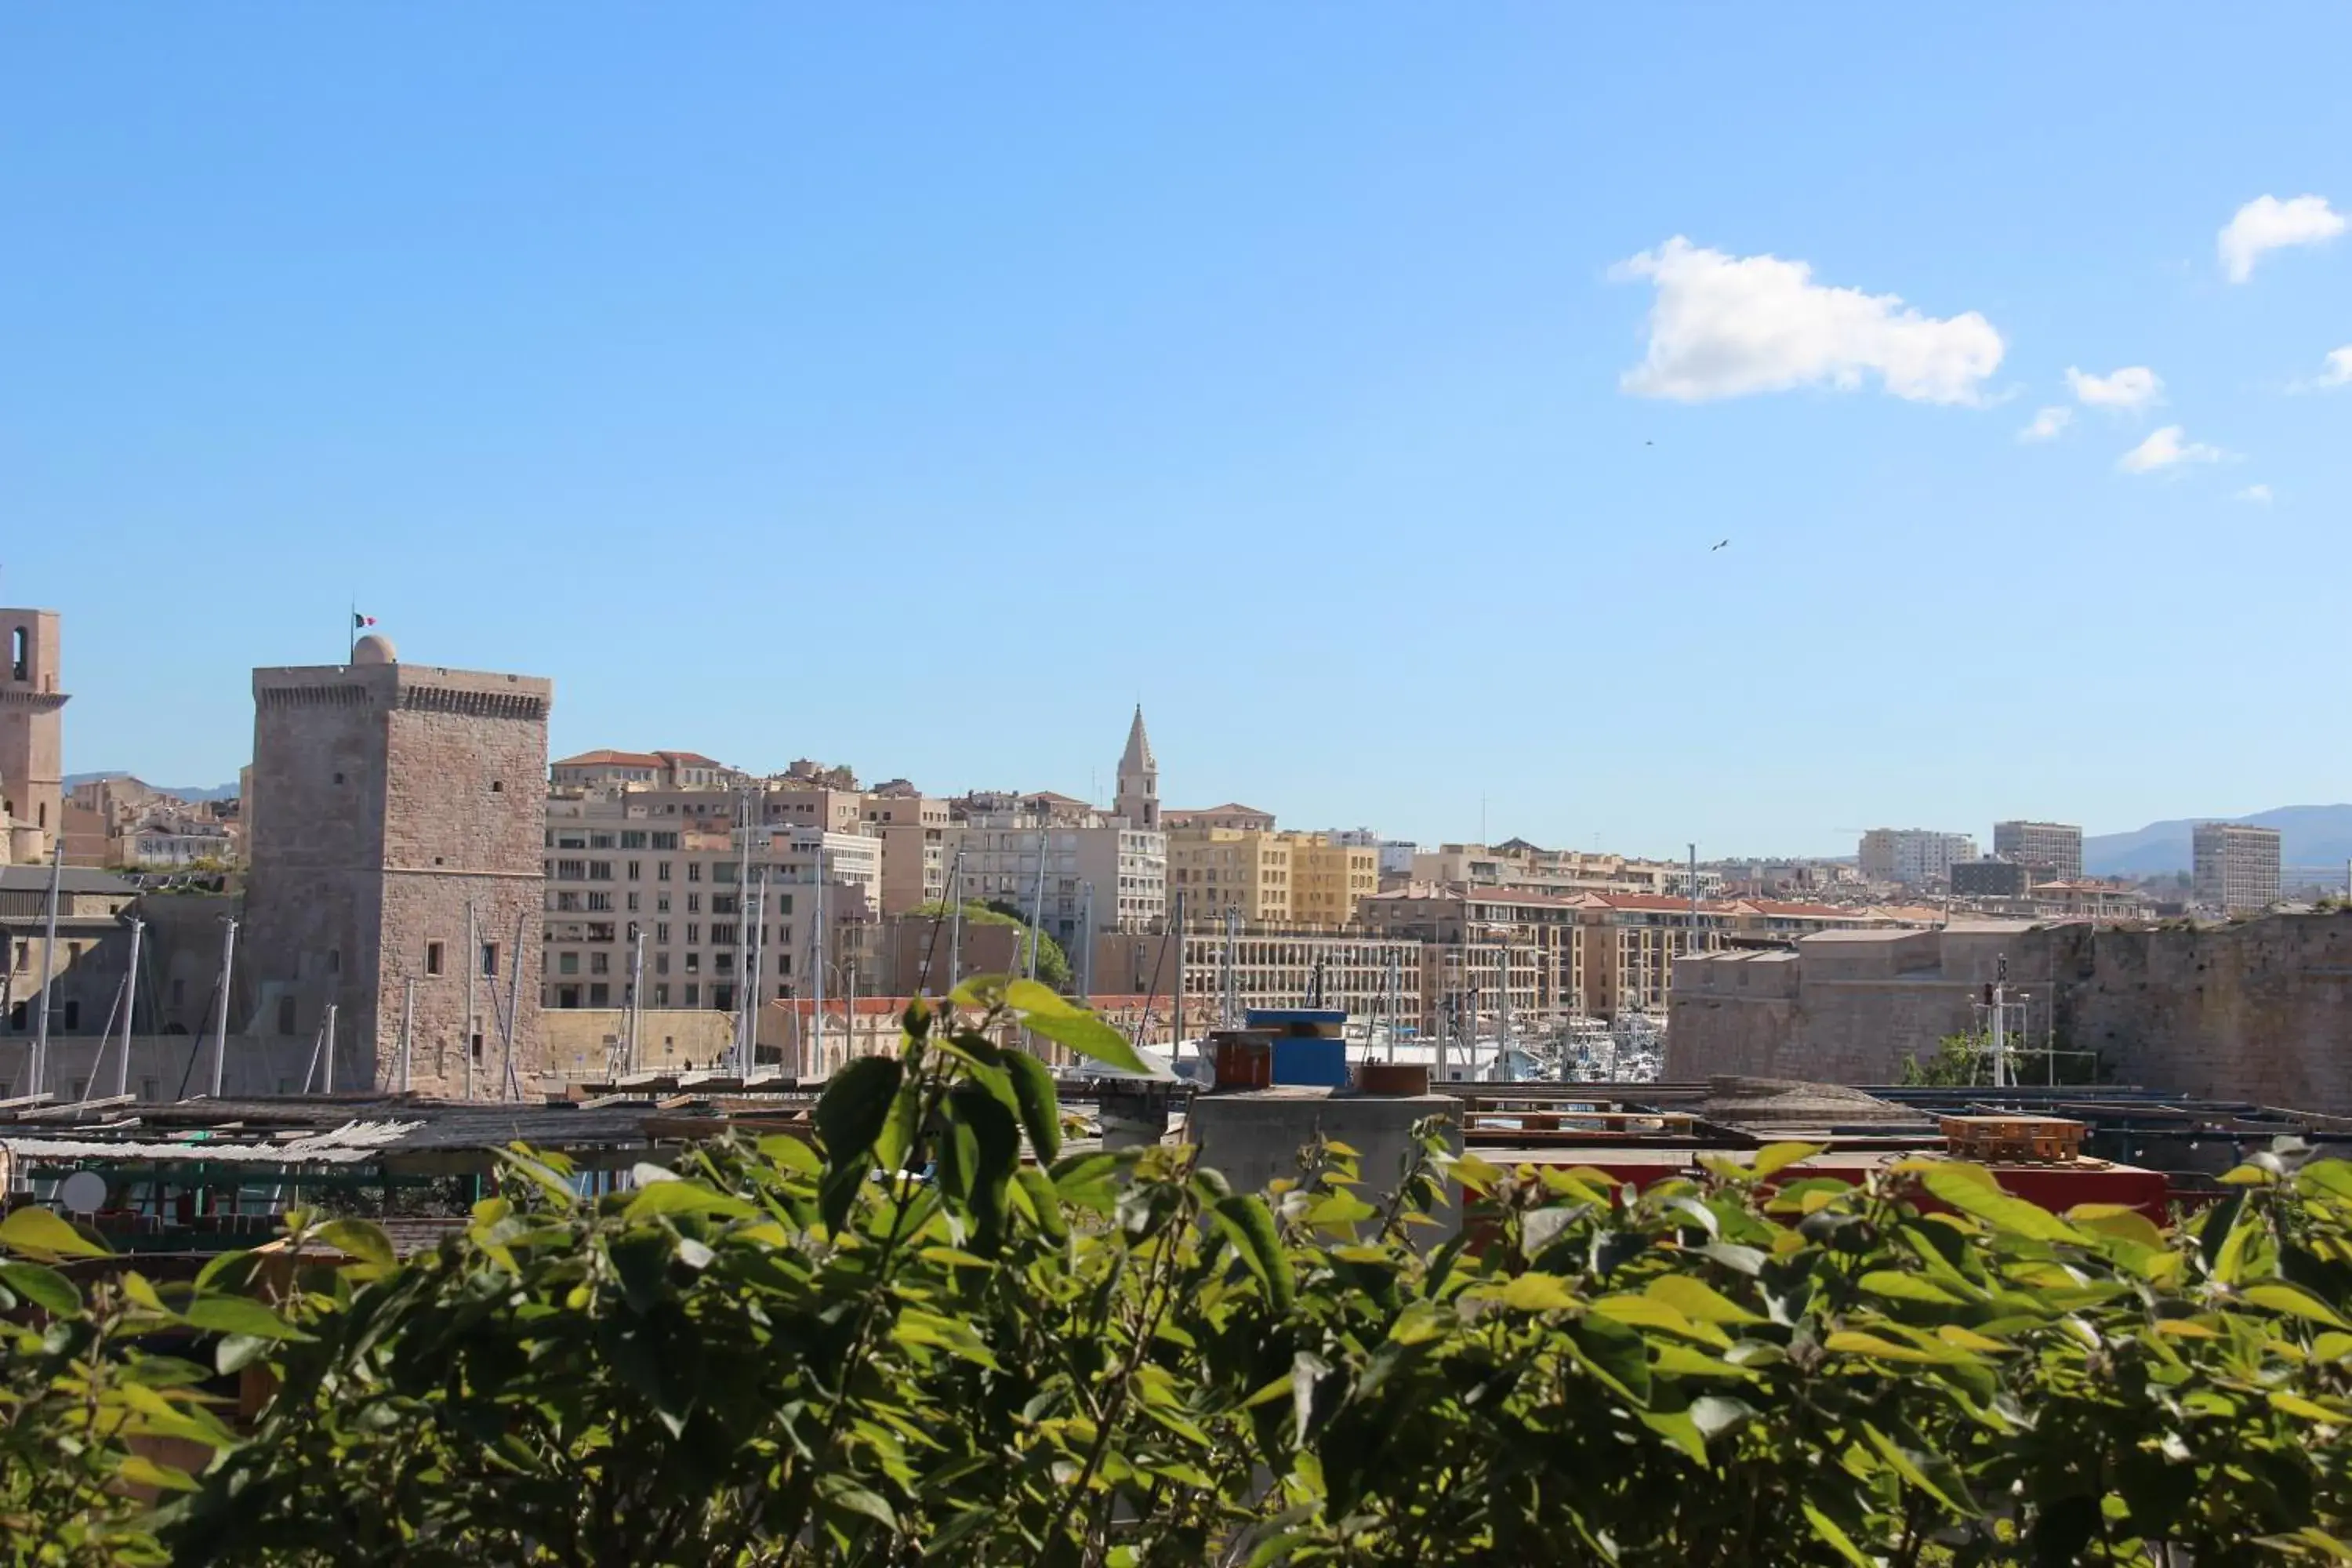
left=626, top=892, right=640, bottom=912
left=684, top=983, right=700, bottom=1007
left=655, top=953, right=670, bottom=975
left=557, top=985, right=581, bottom=1008
left=653, top=983, right=670, bottom=1007
left=482, top=943, right=499, bottom=978
left=492, top=781, right=504, bottom=793
left=590, top=952, right=610, bottom=975
left=657, top=862, right=673, bottom=881
left=558, top=953, right=579, bottom=976
left=688, top=863, right=702, bottom=882
left=684, top=951, right=701, bottom=974
left=687, top=893, right=702, bottom=914
left=63, top=1001, right=78, bottom=1032
left=626, top=861, right=641, bottom=880
left=589, top=982, right=611, bottom=1007
left=278, top=996, right=296, bottom=1035
left=426, top=941, right=445, bottom=976
left=656, top=923, right=671, bottom=944
left=9, top=627, right=24, bottom=682
left=713, top=984, right=735, bottom=1013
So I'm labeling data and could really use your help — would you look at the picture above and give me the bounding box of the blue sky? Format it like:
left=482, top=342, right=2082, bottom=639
left=5, top=5, right=2348, bottom=858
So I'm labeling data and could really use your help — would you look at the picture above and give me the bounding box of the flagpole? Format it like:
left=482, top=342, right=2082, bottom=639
left=348, top=597, right=356, bottom=661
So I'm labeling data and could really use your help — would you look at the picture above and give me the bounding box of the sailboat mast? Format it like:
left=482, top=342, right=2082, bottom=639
left=30, top=841, right=61, bottom=1097
left=114, top=916, right=143, bottom=1098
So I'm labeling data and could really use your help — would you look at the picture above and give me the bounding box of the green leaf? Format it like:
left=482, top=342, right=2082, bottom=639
left=1859, top=1269, right=1968, bottom=1305
left=1639, top=1407, right=1706, bottom=1463
left=2198, top=1189, right=2246, bottom=1273
left=1210, top=1194, right=1294, bottom=1311
left=1824, top=1330, right=1955, bottom=1364
left=816, top=1054, right=904, bottom=1167
left=113, top=1454, right=199, bottom=1493
left=1020, top=1007, right=1151, bottom=1076
left=314, top=1218, right=396, bottom=1271
left=817, top=1473, right=899, bottom=1532
left=1803, top=1502, right=1878, bottom=1568
left=942, top=1080, right=1022, bottom=1249
left=757, top=1133, right=822, bottom=1177
left=0, top=1261, right=79, bottom=1316
left=1014, top=1169, right=1069, bottom=1243
left=1862, top=1422, right=1971, bottom=1516
left=0, top=1205, right=109, bottom=1258
left=1645, top=1273, right=1763, bottom=1324
left=1004, top=977, right=1079, bottom=1016
left=1569, top=1312, right=1652, bottom=1405
left=215, top=1332, right=272, bottom=1375
left=1000, top=1047, right=1063, bottom=1163
left=1496, top=1271, right=1581, bottom=1313
left=1751, top=1142, right=1827, bottom=1179
left=622, top=1180, right=757, bottom=1225
left=2242, top=1283, right=2352, bottom=1330
left=1918, top=1165, right=2085, bottom=1243
left=181, top=1294, right=314, bottom=1342
left=2270, top=1391, right=2350, bottom=1422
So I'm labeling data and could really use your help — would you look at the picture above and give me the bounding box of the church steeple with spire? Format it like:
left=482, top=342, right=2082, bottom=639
left=1114, top=705, right=1158, bottom=829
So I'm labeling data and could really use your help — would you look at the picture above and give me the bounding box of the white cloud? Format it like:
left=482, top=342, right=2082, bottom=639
left=2237, top=484, right=2274, bottom=503
left=2318, top=345, right=2352, bottom=388
left=2118, top=425, right=2226, bottom=474
left=1613, top=237, right=2005, bottom=404
left=2219, top=194, right=2346, bottom=282
left=2019, top=405, right=2073, bottom=441
left=2065, top=365, right=2164, bottom=411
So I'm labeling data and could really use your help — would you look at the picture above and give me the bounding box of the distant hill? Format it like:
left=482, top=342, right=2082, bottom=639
left=2084, top=804, right=2352, bottom=877
left=63, top=771, right=239, bottom=803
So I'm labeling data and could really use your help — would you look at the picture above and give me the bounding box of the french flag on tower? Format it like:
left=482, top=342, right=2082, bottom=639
left=354, top=612, right=377, bottom=629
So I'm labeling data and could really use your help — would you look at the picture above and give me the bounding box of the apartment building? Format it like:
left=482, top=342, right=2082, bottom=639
left=1167, top=826, right=1377, bottom=930
left=944, top=814, right=1167, bottom=949
left=1092, top=926, right=1424, bottom=1035
left=2193, top=822, right=2281, bottom=916
left=1575, top=894, right=1734, bottom=1017
left=1163, top=803, right=1276, bottom=832
left=1951, top=859, right=2030, bottom=899
left=540, top=799, right=880, bottom=1014
left=1991, top=821, right=2083, bottom=884
left=864, top=794, right=953, bottom=915
left=1857, top=829, right=1978, bottom=887
left=1357, top=884, right=1587, bottom=1017
left=550, top=750, right=738, bottom=790
left=1408, top=841, right=1675, bottom=898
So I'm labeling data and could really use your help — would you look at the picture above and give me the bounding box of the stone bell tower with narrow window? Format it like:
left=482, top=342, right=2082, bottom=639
left=0, top=608, right=68, bottom=865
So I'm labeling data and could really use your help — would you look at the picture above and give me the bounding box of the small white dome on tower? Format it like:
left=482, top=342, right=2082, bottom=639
left=350, top=633, right=398, bottom=666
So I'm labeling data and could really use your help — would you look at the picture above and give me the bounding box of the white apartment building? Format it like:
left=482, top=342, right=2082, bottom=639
left=2192, top=822, right=2281, bottom=916
left=1857, top=829, right=1978, bottom=887
left=542, top=797, right=881, bottom=1014
left=943, top=814, right=1167, bottom=952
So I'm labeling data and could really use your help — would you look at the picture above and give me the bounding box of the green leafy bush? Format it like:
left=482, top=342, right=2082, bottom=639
left=3, top=977, right=2349, bottom=1565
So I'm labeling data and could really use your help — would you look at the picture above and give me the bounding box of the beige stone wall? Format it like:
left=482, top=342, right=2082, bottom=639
left=541, top=1007, right=736, bottom=1080
left=1669, top=916, right=2352, bottom=1113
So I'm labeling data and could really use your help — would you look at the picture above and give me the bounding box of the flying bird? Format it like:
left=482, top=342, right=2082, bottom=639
left=1711, top=539, right=1730, bottom=552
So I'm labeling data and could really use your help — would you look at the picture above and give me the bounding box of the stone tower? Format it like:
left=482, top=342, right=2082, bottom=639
left=242, top=635, right=552, bottom=1096
left=0, top=608, right=68, bottom=864
left=1114, top=705, right=1158, bottom=830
